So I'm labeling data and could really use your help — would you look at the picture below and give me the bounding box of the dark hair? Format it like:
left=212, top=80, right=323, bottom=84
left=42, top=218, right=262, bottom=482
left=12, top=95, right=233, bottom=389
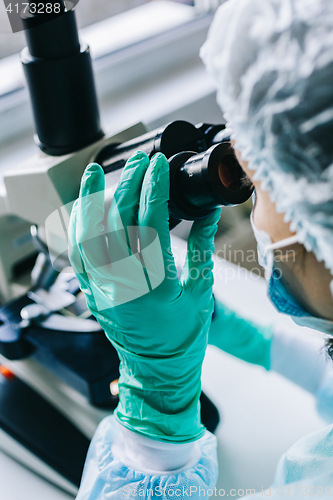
left=326, top=338, right=333, bottom=361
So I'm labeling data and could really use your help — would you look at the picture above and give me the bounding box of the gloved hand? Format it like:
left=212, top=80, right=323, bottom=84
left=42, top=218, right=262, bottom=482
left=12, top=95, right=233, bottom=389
left=68, top=151, right=220, bottom=443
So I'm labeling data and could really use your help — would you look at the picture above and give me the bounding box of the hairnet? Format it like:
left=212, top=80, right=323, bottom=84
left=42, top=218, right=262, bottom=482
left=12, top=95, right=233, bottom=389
left=200, top=0, right=333, bottom=295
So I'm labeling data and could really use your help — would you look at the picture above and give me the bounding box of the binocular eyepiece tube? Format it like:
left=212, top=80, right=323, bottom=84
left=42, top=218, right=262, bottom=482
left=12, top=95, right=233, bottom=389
left=95, top=121, right=253, bottom=229
left=168, top=142, right=252, bottom=226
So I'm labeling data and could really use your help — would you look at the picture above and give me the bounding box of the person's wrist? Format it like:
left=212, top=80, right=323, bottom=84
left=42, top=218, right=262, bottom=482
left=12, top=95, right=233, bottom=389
left=111, top=421, right=202, bottom=474
left=115, top=369, right=205, bottom=443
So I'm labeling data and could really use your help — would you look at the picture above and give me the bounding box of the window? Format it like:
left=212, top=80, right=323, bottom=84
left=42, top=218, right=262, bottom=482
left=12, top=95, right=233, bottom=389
left=0, top=0, right=224, bottom=145
left=0, top=0, right=194, bottom=60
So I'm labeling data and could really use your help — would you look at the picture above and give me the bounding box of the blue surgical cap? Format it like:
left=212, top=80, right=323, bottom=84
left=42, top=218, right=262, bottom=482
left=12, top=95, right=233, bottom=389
left=201, top=0, right=333, bottom=295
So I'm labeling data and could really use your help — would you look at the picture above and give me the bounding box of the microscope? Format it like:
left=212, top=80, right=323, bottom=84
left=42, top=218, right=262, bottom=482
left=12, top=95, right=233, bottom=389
left=0, top=1, right=253, bottom=494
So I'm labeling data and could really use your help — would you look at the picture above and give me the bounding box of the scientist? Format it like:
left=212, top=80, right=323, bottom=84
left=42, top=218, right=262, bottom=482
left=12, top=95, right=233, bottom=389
left=68, top=0, right=333, bottom=498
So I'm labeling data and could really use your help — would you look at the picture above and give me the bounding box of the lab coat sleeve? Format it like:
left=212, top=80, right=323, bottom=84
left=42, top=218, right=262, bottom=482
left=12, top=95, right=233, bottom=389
left=209, top=300, right=333, bottom=422
left=75, top=415, right=218, bottom=500
left=271, top=325, right=333, bottom=423
left=242, top=422, right=333, bottom=500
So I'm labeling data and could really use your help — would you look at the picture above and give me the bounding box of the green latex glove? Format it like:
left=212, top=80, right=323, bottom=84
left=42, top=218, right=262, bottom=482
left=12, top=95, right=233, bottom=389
left=68, top=151, right=221, bottom=443
left=209, top=300, right=273, bottom=370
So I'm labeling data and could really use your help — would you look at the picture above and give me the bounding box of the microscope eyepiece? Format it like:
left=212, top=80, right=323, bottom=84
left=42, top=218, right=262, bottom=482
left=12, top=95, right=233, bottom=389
left=95, top=121, right=205, bottom=173
left=96, top=122, right=253, bottom=229
left=218, top=154, right=245, bottom=192
left=168, top=142, right=253, bottom=224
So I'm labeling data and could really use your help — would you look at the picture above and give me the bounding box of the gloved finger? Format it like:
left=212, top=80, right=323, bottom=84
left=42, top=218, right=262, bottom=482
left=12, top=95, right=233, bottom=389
left=182, top=208, right=221, bottom=297
left=76, top=163, right=109, bottom=273
left=138, top=153, right=179, bottom=286
left=106, top=151, right=150, bottom=259
left=68, top=200, right=95, bottom=297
